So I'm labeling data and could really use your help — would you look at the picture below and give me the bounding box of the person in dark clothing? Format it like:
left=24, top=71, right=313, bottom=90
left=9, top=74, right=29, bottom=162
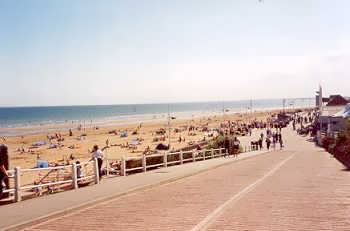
left=258, top=137, right=263, bottom=150
left=233, top=137, right=240, bottom=157
left=266, top=137, right=271, bottom=150
left=0, top=144, right=9, bottom=199
left=224, top=136, right=230, bottom=157
left=278, top=133, right=283, bottom=149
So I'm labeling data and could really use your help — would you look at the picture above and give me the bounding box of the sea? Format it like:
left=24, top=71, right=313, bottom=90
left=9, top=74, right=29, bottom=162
left=0, top=98, right=314, bottom=136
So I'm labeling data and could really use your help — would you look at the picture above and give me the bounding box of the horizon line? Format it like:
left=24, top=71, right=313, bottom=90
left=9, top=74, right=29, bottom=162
left=0, top=96, right=314, bottom=108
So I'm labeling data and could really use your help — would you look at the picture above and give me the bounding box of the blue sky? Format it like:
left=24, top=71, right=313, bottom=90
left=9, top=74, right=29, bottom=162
left=1, top=0, right=349, bottom=106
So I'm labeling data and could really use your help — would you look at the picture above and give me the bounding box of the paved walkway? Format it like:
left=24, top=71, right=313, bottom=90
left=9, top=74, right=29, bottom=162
left=1, top=149, right=267, bottom=230
left=5, top=127, right=350, bottom=231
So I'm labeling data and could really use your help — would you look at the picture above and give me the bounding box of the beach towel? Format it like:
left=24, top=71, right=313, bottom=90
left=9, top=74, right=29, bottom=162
left=130, top=140, right=140, bottom=145
left=33, top=141, right=46, bottom=146
left=37, top=160, right=49, bottom=168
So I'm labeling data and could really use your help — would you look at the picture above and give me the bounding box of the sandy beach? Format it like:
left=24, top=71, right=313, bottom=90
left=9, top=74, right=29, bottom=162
left=4, top=110, right=280, bottom=171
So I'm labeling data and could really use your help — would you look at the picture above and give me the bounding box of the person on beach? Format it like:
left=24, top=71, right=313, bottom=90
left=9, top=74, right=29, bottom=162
left=91, top=145, right=104, bottom=179
left=0, top=144, right=9, bottom=199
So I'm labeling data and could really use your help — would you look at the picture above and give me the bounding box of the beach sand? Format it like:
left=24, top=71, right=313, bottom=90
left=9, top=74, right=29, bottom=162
left=4, top=110, right=280, bottom=172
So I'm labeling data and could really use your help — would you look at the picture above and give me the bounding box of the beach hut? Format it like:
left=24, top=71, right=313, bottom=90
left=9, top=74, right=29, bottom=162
left=333, top=103, right=350, bottom=118
left=326, top=95, right=349, bottom=106
left=317, top=104, right=349, bottom=145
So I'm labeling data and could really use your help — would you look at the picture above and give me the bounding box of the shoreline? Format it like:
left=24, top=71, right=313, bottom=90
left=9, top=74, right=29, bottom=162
left=0, top=106, right=311, bottom=137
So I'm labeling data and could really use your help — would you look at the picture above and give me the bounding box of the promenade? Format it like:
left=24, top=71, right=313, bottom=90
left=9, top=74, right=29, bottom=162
left=3, top=127, right=350, bottom=230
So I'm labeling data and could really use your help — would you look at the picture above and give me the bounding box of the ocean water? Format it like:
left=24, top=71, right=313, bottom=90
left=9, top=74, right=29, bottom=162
left=0, top=98, right=314, bottom=135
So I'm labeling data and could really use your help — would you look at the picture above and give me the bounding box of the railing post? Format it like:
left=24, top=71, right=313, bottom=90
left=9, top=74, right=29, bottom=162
left=106, top=159, right=110, bottom=177
left=142, top=154, right=147, bottom=172
left=211, top=149, right=214, bottom=158
left=219, top=148, right=222, bottom=157
left=164, top=152, right=168, bottom=167
left=14, top=167, right=21, bottom=202
left=192, top=151, right=196, bottom=162
left=72, top=163, right=78, bottom=189
left=203, top=150, right=206, bottom=160
left=120, top=157, right=126, bottom=176
left=180, top=151, right=183, bottom=164
left=93, top=158, right=100, bottom=184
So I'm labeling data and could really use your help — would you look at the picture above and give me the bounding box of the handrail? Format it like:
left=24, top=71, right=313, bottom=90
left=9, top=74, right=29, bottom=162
left=21, top=165, right=72, bottom=173
left=2, top=188, right=15, bottom=193
left=6, top=148, right=233, bottom=203
left=7, top=158, right=100, bottom=203
left=21, top=179, right=73, bottom=190
left=144, top=153, right=164, bottom=158
left=121, top=148, right=227, bottom=176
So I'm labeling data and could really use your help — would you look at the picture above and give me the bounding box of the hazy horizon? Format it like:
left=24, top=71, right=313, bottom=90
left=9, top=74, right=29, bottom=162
left=0, top=97, right=313, bottom=108
left=1, top=0, right=349, bottom=106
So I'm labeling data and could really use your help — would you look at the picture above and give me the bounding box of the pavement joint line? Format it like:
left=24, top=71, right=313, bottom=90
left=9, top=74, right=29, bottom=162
left=5, top=150, right=271, bottom=231
left=190, top=153, right=295, bottom=231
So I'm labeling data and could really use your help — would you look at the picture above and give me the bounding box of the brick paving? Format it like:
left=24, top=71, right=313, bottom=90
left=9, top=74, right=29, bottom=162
left=205, top=135, right=350, bottom=231
left=22, top=128, right=350, bottom=231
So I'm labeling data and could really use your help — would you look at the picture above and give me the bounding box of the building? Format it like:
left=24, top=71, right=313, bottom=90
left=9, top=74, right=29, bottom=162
left=326, top=95, right=349, bottom=106
left=319, top=105, right=348, bottom=135
left=315, top=86, right=350, bottom=144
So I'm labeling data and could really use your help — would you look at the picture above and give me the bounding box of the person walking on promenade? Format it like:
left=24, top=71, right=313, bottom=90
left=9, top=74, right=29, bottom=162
left=266, top=137, right=271, bottom=151
left=91, top=145, right=104, bottom=179
left=233, top=137, right=240, bottom=157
left=272, top=133, right=277, bottom=150
left=292, top=120, right=296, bottom=130
left=258, top=137, right=263, bottom=150
left=224, top=136, right=230, bottom=157
left=0, top=144, right=9, bottom=199
left=278, top=133, right=283, bottom=149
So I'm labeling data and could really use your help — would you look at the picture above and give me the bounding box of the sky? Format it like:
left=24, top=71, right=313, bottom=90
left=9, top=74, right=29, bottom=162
left=0, top=0, right=349, bottom=106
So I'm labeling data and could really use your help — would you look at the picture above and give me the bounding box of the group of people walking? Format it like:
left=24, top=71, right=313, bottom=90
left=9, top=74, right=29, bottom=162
left=255, top=127, right=284, bottom=151
left=263, top=130, right=284, bottom=150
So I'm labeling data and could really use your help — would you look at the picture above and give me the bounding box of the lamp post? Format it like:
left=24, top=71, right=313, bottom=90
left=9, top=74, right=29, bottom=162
left=168, top=104, right=171, bottom=148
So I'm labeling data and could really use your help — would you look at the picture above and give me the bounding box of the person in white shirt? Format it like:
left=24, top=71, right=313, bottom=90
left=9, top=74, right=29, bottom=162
left=91, top=145, right=104, bottom=179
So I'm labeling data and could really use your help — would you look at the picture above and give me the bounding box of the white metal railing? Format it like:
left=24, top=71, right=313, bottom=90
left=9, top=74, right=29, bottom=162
left=119, top=148, right=227, bottom=176
left=4, top=146, right=253, bottom=203
left=4, top=159, right=99, bottom=203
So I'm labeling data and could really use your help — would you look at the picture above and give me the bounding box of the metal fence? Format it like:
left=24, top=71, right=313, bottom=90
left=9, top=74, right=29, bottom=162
left=4, top=159, right=98, bottom=202
left=119, top=148, right=227, bottom=176
left=4, top=147, right=230, bottom=203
